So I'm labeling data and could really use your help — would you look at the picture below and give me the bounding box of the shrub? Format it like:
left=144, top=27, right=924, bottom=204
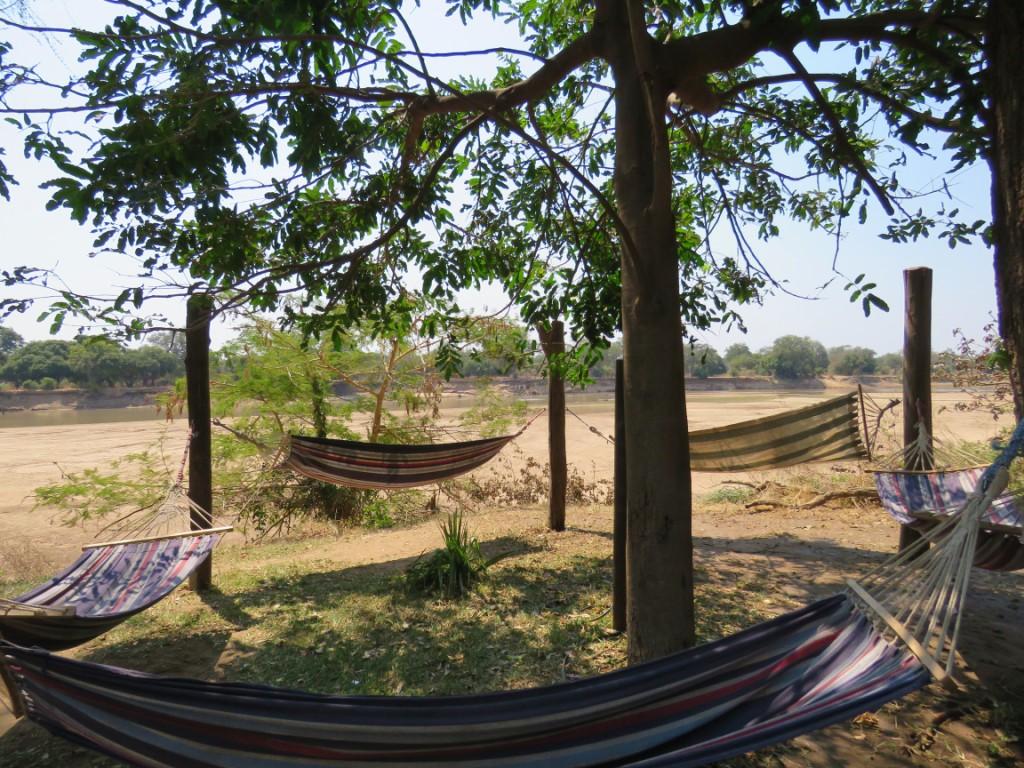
left=404, top=510, right=493, bottom=599
left=38, top=377, right=58, bottom=391
left=19, top=379, right=40, bottom=391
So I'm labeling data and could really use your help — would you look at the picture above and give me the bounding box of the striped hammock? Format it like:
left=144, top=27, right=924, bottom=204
left=689, top=392, right=868, bottom=472
left=0, top=595, right=927, bottom=767
left=0, top=531, right=224, bottom=651
left=873, top=468, right=1024, bottom=572
left=283, top=433, right=518, bottom=489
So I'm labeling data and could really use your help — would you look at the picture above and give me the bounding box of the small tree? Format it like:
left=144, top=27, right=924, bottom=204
left=876, top=352, right=902, bottom=375
left=685, top=344, right=727, bottom=379
left=0, top=326, right=23, bottom=365
left=829, top=346, right=878, bottom=376
left=763, top=336, right=829, bottom=380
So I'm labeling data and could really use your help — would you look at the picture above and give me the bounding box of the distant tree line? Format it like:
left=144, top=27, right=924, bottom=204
left=0, top=328, right=184, bottom=391
left=588, top=336, right=903, bottom=381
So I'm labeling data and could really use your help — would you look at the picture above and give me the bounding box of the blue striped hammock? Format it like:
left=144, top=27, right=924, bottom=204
left=872, top=468, right=1024, bottom=571
left=0, top=530, right=225, bottom=651
left=0, top=595, right=926, bottom=767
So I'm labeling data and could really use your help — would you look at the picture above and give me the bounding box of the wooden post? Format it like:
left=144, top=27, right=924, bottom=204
left=186, top=294, right=214, bottom=590
left=901, top=267, right=933, bottom=552
left=613, top=357, right=627, bottom=633
left=537, top=321, right=567, bottom=532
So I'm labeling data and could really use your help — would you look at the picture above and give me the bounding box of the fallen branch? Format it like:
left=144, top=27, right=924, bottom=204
left=744, top=486, right=878, bottom=510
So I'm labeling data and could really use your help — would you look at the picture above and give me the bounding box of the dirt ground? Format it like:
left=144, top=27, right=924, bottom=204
left=1, top=386, right=1022, bottom=766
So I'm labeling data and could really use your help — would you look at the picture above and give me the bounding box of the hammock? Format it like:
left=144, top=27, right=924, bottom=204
left=283, top=433, right=519, bottom=489
left=0, top=528, right=227, bottom=651
left=872, top=468, right=1024, bottom=572
left=689, top=392, right=868, bottom=472
left=870, top=418, right=1024, bottom=572
left=3, top=421, right=1020, bottom=767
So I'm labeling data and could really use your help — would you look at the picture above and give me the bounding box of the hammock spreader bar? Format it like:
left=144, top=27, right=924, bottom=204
left=0, top=530, right=225, bottom=651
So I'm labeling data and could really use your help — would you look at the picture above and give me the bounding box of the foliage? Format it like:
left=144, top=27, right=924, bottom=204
left=936, top=321, right=1014, bottom=420
left=459, top=319, right=536, bottom=377
left=457, top=385, right=529, bottom=438
left=685, top=344, right=727, bottom=379
left=875, top=352, right=902, bottom=375
left=0, top=339, right=73, bottom=385
left=761, top=336, right=829, bottom=380
left=0, top=0, right=989, bottom=367
left=0, top=325, right=23, bottom=363
left=828, top=346, right=877, bottom=376
left=0, top=335, right=182, bottom=389
left=404, top=510, right=493, bottom=599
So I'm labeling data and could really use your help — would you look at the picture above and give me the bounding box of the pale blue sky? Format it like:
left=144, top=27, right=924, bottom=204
left=0, top=1, right=998, bottom=354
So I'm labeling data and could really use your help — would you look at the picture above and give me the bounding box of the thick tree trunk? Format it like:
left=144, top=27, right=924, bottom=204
left=537, top=320, right=567, bottom=532
left=988, top=0, right=1024, bottom=421
left=605, top=2, right=695, bottom=662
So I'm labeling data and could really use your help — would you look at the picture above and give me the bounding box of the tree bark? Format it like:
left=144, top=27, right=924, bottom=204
left=185, top=294, right=213, bottom=591
left=537, top=320, right=567, bottom=532
left=605, top=1, right=695, bottom=662
left=613, top=357, right=627, bottom=633
left=988, top=0, right=1024, bottom=420
left=900, top=268, right=932, bottom=553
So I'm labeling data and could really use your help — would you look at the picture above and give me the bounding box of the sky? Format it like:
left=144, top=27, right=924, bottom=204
left=0, top=1, right=1000, bottom=355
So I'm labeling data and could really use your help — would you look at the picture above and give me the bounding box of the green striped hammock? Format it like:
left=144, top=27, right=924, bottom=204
left=689, top=392, right=868, bottom=472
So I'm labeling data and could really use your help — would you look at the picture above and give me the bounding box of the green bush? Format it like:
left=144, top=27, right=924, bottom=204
left=19, top=379, right=40, bottom=391
left=38, top=377, right=58, bottom=391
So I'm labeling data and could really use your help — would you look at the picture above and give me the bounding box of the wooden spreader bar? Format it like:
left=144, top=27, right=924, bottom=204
left=83, top=526, right=233, bottom=551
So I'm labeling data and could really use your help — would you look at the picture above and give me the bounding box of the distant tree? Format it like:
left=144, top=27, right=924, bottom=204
left=724, top=343, right=751, bottom=364
left=685, top=344, right=727, bottom=379
left=588, top=339, right=624, bottom=379
left=0, top=326, right=23, bottom=364
left=875, top=352, right=903, bottom=375
left=0, top=339, right=73, bottom=385
left=144, top=330, right=186, bottom=360
left=723, top=343, right=765, bottom=376
left=124, top=345, right=184, bottom=386
left=69, top=337, right=127, bottom=389
left=460, top=320, right=534, bottom=378
left=763, top=336, right=829, bottom=380
left=829, top=346, right=878, bottom=376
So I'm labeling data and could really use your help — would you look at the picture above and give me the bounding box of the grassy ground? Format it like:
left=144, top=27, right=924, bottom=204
left=1, top=499, right=1021, bottom=768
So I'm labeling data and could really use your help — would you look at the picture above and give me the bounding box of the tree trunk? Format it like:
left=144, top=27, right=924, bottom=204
left=988, top=0, right=1024, bottom=421
left=370, top=341, right=399, bottom=442
left=185, top=294, right=213, bottom=591
left=537, top=320, right=567, bottom=532
left=606, top=2, right=695, bottom=662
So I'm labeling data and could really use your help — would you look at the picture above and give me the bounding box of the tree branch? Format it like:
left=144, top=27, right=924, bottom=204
left=775, top=48, right=894, bottom=216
